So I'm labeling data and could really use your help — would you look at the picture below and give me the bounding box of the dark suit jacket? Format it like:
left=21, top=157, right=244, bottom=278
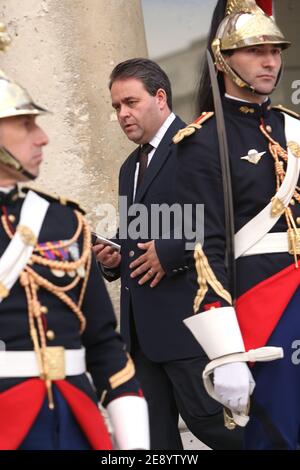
left=103, top=116, right=204, bottom=362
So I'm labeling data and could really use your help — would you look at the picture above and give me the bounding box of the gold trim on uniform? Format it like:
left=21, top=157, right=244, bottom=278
left=272, top=105, right=300, bottom=120
left=239, top=106, right=255, bottom=114
left=271, top=197, right=285, bottom=218
left=46, top=330, right=55, bottom=341
left=13, top=209, right=92, bottom=409
left=173, top=123, right=201, bottom=144
left=109, top=355, right=135, bottom=390
left=17, top=224, right=37, bottom=246
left=0, top=281, right=9, bottom=298
left=288, top=228, right=300, bottom=256
left=42, top=346, right=66, bottom=380
left=173, top=112, right=214, bottom=144
left=193, top=243, right=232, bottom=313
left=288, top=141, right=300, bottom=158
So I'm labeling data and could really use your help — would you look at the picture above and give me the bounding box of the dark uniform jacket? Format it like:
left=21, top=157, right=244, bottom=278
left=103, top=116, right=205, bottom=362
left=176, top=96, right=300, bottom=313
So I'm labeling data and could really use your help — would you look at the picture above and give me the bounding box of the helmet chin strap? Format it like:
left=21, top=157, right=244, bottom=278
left=0, top=146, right=36, bottom=181
left=229, top=64, right=282, bottom=96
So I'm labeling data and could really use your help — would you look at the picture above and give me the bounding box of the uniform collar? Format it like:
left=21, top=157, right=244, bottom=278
left=222, top=94, right=272, bottom=120
left=0, top=185, right=19, bottom=206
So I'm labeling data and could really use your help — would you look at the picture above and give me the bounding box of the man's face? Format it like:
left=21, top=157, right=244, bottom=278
left=225, top=44, right=282, bottom=99
left=0, top=115, right=48, bottom=180
left=111, top=77, right=166, bottom=144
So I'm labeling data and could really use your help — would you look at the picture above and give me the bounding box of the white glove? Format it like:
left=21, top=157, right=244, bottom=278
left=213, top=361, right=255, bottom=413
left=107, top=396, right=150, bottom=450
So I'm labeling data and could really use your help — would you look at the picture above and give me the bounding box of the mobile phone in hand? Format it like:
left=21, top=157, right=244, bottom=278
left=91, top=232, right=121, bottom=252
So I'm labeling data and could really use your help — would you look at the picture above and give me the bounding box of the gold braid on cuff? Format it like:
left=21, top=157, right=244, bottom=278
left=193, top=243, right=232, bottom=313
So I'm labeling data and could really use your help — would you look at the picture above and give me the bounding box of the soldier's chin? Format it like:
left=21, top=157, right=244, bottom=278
left=0, top=161, right=35, bottom=183
left=255, top=83, right=276, bottom=96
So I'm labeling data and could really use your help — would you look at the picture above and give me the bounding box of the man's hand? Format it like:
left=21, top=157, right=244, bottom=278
left=92, top=243, right=121, bottom=269
left=129, top=240, right=165, bottom=288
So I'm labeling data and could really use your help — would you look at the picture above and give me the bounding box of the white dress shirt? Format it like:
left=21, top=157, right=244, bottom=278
left=133, top=112, right=176, bottom=201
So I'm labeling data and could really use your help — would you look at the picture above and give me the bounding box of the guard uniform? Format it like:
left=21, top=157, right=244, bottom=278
left=0, top=27, right=148, bottom=451
left=176, top=95, right=300, bottom=449
left=0, top=187, right=141, bottom=450
left=175, top=0, right=300, bottom=450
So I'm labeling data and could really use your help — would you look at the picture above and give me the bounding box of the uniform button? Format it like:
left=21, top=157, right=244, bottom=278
left=297, top=217, right=300, bottom=225
left=178, top=267, right=184, bottom=272
left=129, top=250, right=135, bottom=258
left=46, top=330, right=55, bottom=341
left=41, top=306, right=48, bottom=314
left=266, top=125, right=272, bottom=133
left=125, top=286, right=129, bottom=291
left=184, top=265, right=189, bottom=270
left=290, top=199, right=295, bottom=206
left=173, top=269, right=178, bottom=273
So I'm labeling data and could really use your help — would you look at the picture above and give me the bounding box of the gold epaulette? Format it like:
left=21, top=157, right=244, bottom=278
left=272, top=105, right=300, bottom=120
left=22, top=187, right=86, bottom=214
left=173, top=111, right=214, bottom=144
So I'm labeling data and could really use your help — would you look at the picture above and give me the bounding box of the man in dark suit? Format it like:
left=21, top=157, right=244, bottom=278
left=93, top=58, right=243, bottom=450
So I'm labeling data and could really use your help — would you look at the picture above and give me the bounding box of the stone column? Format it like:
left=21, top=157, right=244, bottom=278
left=0, top=0, right=148, bottom=312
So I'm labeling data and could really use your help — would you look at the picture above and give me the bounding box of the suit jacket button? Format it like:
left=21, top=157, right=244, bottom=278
left=129, top=250, right=135, bottom=258
left=125, top=286, right=129, bottom=291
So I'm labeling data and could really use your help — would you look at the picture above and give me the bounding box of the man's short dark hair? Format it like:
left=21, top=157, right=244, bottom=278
left=109, top=58, right=173, bottom=110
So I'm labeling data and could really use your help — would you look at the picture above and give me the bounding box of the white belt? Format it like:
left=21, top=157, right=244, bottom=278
left=0, top=348, right=86, bottom=378
left=241, top=232, right=289, bottom=257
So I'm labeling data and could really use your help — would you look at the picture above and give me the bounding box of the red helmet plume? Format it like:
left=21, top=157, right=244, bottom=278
left=256, top=0, right=273, bottom=16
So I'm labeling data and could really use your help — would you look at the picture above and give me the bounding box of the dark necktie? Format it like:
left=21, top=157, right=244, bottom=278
left=136, top=143, right=153, bottom=189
